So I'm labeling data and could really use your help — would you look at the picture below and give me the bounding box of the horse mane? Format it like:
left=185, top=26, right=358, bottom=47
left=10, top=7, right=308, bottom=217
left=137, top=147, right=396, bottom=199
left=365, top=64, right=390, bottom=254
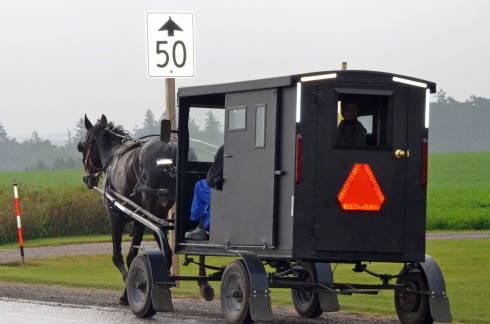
left=95, top=118, right=132, bottom=139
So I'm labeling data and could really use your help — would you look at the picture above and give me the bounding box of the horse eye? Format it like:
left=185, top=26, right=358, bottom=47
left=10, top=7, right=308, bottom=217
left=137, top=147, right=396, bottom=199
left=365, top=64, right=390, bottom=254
left=77, top=142, right=85, bottom=152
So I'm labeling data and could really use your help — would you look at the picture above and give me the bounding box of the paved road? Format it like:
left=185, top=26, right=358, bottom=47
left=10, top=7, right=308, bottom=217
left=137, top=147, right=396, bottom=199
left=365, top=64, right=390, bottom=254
left=0, top=297, right=219, bottom=324
left=0, top=281, right=400, bottom=323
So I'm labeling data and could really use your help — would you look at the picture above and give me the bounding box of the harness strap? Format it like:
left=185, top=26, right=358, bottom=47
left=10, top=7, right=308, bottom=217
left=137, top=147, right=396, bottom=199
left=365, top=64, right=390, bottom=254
left=132, top=140, right=176, bottom=198
left=133, top=184, right=174, bottom=197
left=105, top=139, right=141, bottom=172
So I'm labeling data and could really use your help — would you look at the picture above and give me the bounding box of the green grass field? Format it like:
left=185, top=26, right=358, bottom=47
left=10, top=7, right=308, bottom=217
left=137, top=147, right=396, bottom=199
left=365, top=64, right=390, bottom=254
left=1, top=237, right=488, bottom=323
left=427, top=151, right=490, bottom=229
left=0, top=169, right=84, bottom=189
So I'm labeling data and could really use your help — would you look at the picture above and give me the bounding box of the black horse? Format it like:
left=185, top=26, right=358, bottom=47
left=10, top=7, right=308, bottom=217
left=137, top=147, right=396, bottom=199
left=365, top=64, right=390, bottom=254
left=78, top=114, right=177, bottom=305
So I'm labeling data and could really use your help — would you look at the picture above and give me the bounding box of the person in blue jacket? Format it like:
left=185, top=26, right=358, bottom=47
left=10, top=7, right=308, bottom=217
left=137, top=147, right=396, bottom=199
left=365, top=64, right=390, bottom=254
left=185, top=145, right=224, bottom=240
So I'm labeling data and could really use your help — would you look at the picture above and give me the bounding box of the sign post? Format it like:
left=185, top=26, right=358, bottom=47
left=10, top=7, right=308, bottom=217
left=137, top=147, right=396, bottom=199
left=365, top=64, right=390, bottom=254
left=165, top=78, right=176, bottom=130
left=147, top=12, right=195, bottom=281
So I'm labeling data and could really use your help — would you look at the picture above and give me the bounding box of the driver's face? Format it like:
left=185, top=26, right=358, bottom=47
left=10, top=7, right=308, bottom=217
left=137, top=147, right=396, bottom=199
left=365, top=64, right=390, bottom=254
left=344, top=104, right=359, bottom=120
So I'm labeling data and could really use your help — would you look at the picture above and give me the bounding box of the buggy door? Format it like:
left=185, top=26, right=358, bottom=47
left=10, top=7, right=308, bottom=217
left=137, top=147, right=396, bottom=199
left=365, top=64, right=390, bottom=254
left=314, top=83, right=409, bottom=254
left=217, top=89, right=278, bottom=246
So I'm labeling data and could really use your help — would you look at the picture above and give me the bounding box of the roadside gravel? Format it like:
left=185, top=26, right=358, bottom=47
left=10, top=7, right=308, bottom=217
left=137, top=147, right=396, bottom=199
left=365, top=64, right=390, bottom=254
left=1, top=231, right=488, bottom=264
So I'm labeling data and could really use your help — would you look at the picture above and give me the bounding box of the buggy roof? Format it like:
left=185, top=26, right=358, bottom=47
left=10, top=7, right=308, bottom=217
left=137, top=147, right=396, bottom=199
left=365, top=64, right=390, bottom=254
left=177, top=70, right=436, bottom=98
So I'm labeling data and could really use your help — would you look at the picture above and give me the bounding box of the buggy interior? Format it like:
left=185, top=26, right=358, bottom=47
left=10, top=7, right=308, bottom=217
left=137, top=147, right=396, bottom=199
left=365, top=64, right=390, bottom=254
left=177, top=94, right=226, bottom=241
left=335, top=92, right=392, bottom=149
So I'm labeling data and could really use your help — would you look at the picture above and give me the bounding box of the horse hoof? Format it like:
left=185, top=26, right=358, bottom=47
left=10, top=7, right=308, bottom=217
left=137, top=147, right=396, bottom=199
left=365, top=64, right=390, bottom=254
left=119, top=296, right=129, bottom=306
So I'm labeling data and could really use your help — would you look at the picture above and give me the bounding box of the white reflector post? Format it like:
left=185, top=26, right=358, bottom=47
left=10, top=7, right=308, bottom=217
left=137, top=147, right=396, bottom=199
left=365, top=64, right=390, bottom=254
left=13, top=183, right=25, bottom=264
left=296, top=82, right=302, bottom=123
left=425, top=88, right=431, bottom=128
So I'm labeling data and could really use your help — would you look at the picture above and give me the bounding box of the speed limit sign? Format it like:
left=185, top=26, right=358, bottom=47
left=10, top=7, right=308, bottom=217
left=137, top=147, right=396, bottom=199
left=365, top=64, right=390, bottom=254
left=146, top=12, right=195, bottom=78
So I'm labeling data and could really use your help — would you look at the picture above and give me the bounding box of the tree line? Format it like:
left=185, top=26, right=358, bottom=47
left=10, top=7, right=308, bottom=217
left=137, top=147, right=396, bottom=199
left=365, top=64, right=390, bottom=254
left=0, top=109, right=224, bottom=172
left=429, top=91, right=490, bottom=152
left=0, top=109, right=165, bottom=172
left=0, top=94, right=489, bottom=172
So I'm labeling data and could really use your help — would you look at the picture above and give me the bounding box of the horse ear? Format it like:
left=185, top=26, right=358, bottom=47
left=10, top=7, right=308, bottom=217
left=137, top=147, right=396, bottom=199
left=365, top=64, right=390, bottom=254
left=84, top=114, right=93, bottom=130
left=101, top=115, right=108, bottom=128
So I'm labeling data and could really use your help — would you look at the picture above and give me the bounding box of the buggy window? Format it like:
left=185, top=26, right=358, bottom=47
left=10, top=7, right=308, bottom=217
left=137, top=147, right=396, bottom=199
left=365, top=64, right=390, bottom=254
left=227, top=106, right=247, bottom=131
left=335, top=91, right=392, bottom=149
left=255, top=104, right=266, bottom=148
left=188, top=106, right=224, bottom=162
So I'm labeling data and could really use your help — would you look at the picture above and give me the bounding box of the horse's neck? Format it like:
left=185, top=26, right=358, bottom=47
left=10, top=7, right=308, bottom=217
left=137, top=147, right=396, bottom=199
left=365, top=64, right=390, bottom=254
left=104, top=139, right=143, bottom=171
left=100, top=140, right=124, bottom=171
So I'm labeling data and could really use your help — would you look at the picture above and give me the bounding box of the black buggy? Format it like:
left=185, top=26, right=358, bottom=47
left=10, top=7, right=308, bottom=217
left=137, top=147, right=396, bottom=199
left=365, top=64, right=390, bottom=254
left=119, top=70, right=452, bottom=323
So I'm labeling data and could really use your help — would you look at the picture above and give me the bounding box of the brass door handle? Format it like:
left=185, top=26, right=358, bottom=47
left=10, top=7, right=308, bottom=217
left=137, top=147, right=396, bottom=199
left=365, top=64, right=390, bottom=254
left=395, top=149, right=409, bottom=159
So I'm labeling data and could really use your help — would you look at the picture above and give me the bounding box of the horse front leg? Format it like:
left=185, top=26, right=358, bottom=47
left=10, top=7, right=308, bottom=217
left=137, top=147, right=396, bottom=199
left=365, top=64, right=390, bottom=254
left=126, top=221, right=145, bottom=269
left=110, top=211, right=128, bottom=280
left=109, top=209, right=130, bottom=306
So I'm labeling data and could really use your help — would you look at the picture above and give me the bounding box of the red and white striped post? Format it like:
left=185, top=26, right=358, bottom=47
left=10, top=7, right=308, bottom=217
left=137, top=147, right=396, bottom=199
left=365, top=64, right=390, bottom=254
left=13, top=183, right=25, bottom=264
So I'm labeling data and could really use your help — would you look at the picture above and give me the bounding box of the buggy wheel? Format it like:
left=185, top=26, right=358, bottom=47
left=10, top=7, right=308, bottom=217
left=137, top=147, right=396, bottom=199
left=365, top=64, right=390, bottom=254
left=220, top=260, right=252, bottom=324
left=127, top=255, right=157, bottom=318
left=291, top=262, right=323, bottom=318
left=395, top=264, right=433, bottom=324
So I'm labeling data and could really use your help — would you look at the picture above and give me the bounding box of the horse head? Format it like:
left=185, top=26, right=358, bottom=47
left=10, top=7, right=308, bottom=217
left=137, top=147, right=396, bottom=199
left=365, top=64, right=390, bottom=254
left=78, top=114, right=130, bottom=189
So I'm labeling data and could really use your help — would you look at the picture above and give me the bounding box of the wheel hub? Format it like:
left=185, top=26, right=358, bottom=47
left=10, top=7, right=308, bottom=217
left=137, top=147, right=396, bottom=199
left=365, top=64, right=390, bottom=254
left=135, top=280, right=147, bottom=291
left=399, top=282, right=420, bottom=312
left=231, top=287, right=243, bottom=300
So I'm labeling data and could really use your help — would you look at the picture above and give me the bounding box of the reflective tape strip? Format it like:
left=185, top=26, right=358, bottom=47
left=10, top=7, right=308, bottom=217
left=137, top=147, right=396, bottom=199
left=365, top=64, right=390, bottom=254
left=15, top=199, right=21, bottom=216
left=291, top=195, right=294, bottom=217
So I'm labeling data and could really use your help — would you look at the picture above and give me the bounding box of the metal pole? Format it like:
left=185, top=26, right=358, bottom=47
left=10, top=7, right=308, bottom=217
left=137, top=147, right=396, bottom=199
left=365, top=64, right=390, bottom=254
left=165, top=78, right=180, bottom=284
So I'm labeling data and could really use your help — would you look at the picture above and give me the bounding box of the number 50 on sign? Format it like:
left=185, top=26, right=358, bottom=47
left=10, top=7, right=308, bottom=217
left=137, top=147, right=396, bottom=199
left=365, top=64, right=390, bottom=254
left=146, top=12, right=195, bottom=78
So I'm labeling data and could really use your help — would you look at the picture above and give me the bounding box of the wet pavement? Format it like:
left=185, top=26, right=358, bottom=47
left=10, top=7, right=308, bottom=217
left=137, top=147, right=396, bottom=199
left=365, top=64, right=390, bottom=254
left=0, top=297, right=218, bottom=324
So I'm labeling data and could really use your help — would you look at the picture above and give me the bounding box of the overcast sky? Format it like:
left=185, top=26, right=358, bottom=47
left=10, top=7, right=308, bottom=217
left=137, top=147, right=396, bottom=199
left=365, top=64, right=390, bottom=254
left=1, top=0, right=489, bottom=139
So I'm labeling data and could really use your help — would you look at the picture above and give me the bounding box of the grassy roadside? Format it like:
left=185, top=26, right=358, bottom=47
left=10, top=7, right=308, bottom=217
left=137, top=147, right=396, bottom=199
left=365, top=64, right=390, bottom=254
left=0, top=237, right=488, bottom=323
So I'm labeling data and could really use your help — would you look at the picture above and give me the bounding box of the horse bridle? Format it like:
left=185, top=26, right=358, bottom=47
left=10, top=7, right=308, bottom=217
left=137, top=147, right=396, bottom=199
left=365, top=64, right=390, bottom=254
left=80, top=127, right=134, bottom=183
left=79, top=130, right=104, bottom=183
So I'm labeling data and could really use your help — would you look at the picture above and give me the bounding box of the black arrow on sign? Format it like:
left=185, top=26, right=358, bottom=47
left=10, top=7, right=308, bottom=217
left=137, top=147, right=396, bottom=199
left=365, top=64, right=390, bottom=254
left=158, top=16, right=183, bottom=37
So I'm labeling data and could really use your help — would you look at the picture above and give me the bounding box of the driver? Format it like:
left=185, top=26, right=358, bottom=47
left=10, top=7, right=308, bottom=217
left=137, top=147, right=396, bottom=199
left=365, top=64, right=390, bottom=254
left=185, top=145, right=224, bottom=240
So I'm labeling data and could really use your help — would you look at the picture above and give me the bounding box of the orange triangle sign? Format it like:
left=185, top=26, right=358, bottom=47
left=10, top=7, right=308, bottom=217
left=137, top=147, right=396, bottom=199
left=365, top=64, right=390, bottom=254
left=337, top=163, right=385, bottom=211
